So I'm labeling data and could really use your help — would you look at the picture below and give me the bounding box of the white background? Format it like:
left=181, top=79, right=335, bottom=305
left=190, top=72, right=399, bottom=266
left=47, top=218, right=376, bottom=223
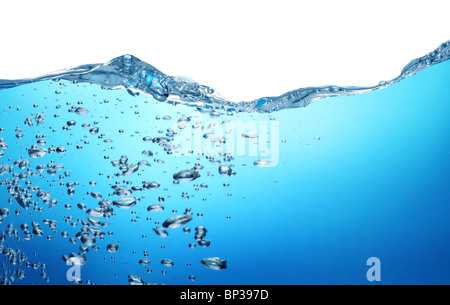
left=0, top=0, right=449, bottom=101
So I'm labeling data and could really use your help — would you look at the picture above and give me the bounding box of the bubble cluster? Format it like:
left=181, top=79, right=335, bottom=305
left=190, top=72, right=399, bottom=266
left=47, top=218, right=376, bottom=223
left=0, top=65, right=284, bottom=285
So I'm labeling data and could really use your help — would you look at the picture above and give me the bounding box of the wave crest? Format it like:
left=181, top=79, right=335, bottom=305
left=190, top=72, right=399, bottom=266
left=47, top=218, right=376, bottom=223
left=1, top=41, right=449, bottom=114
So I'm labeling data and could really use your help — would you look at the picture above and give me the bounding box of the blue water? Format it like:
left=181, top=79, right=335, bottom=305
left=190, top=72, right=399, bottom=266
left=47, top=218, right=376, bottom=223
left=0, top=45, right=449, bottom=285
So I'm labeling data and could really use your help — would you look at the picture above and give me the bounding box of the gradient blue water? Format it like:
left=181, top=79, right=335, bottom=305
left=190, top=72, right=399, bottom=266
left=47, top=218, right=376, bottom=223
left=0, top=59, right=449, bottom=285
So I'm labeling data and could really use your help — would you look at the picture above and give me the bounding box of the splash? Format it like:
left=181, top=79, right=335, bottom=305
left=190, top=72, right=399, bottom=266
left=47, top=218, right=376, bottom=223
left=1, top=41, right=449, bottom=113
left=0, top=38, right=449, bottom=285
